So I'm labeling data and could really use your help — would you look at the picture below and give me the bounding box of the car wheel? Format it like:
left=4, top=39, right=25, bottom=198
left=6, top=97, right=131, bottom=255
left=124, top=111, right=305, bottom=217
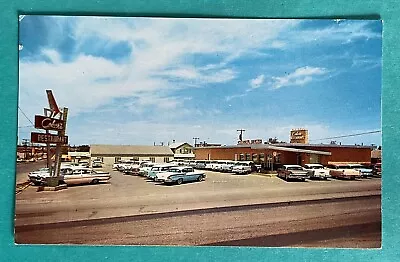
left=91, top=179, right=99, bottom=184
left=177, top=178, right=183, bottom=185
left=197, top=175, right=203, bottom=182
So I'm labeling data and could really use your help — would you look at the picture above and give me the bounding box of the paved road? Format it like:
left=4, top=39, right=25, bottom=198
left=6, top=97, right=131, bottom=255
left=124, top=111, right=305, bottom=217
left=15, top=195, right=380, bottom=247
left=14, top=165, right=381, bottom=247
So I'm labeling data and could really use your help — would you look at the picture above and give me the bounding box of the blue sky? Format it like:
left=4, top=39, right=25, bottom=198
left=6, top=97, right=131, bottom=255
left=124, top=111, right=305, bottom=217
left=18, top=16, right=382, bottom=146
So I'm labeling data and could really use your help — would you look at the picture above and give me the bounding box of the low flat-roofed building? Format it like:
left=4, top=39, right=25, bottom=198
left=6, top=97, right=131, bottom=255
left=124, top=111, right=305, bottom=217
left=274, top=143, right=374, bottom=165
left=90, top=144, right=174, bottom=165
left=194, top=144, right=331, bottom=170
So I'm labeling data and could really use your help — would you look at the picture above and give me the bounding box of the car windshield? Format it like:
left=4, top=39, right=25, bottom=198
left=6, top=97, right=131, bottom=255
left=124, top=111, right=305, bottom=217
left=338, top=165, right=351, bottom=169
left=287, top=166, right=303, bottom=171
left=151, top=167, right=160, bottom=171
left=350, top=165, right=364, bottom=168
left=168, top=168, right=181, bottom=172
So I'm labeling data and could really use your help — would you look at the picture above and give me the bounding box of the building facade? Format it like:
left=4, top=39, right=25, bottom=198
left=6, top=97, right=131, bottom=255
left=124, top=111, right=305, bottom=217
left=169, top=142, right=195, bottom=160
left=194, top=144, right=331, bottom=169
left=194, top=143, right=373, bottom=169
left=90, top=145, right=174, bottom=165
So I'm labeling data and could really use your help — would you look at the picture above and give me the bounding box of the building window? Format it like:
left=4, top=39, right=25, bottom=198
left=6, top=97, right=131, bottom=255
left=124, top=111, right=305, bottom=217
left=131, top=156, right=139, bottom=161
left=259, top=153, right=265, bottom=162
left=150, top=157, right=155, bottom=163
left=115, top=157, right=121, bottom=163
left=239, top=153, right=245, bottom=161
left=164, top=157, right=169, bottom=163
left=275, top=154, right=281, bottom=163
left=252, top=154, right=258, bottom=162
left=246, top=153, right=251, bottom=161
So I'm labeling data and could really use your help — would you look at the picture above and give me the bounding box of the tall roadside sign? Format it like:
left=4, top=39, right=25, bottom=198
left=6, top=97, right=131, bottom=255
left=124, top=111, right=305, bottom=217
left=31, top=90, right=68, bottom=185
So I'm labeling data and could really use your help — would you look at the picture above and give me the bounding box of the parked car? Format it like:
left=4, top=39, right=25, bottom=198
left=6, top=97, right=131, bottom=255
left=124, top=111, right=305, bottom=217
left=156, top=166, right=206, bottom=185
left=303, top=164, right=330, bottom=180
left=138, top=162, right=156, bottom=176
left=28, top=168, right=50, bottom=185
left=60, top=167, right=111, bottom=185
left=147, top=164, right=178, bottom=180
left=220, top=160, right=236, bottom=173
left=92, top=160, right=102, bottom=168
left=277, top=165, right=309, bottom=181
left=348, top=164, right=373, bottom=178
left=326, top=164, right=361, bottom=180
left=232, top=161, right=255, bottom=174
left=372, top=163, right=381, bottom=177
left=205, top=161, right=219, bottom=170
left=123, top=163, right=141, bottom=175
left=78, top=160, right=90, bottom=168
left=195, top=160, right=207, bottom=169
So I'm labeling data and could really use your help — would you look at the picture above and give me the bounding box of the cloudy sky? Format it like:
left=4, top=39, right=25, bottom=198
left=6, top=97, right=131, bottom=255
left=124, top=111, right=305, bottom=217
left=18, top=16, right=382, bottom=146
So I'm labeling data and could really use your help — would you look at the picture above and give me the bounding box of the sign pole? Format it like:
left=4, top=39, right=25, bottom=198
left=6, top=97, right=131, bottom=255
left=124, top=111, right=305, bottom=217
left=53, top=107, right=68, bottom=178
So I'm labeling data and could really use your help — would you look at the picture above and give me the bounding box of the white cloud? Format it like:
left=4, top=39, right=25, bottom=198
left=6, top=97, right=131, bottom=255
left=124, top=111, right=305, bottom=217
left=19, top=17, right=300, bottom=121
left=271, top=66, right=327, bottom=89
left=249, top=74, right=265, bottom=89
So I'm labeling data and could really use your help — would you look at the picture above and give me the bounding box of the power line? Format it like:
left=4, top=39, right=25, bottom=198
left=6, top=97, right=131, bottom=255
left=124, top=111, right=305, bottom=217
left=18, top=106, right=44, bottom=134
left=309, top=130, right=381, bottom=142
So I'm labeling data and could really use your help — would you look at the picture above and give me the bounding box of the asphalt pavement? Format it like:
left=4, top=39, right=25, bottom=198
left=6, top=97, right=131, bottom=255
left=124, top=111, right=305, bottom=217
left=14, top=164, right=382, bottom=247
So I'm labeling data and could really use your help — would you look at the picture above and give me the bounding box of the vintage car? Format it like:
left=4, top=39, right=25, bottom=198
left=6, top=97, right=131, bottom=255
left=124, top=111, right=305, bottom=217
left=60, top=167, right=111, bottom=185
left=91, top=160, right=102, bottom=168
left=78, top=160, right=90, bottom=168
left=303, top=164, right=330, bottom=180
left=28, top=167, right=50, bottom=185
left=277, top=165, right=309, bottom=181
left=195, top=160, right=208, bottom=170
left=138, top=162, right=156, bottom=176
left=211, top=161, right=229, bottom=172
left=348, top=164, right=373, bottom=178
left=326, top=164, right=361, bottom=180
left=372, top=163, right=381, bottom=177
left=204, top=161, right=219, bottom=170
left=147, top=164, right=178, bottom=180
left=155, top=166, right=206, bottom=185
left=231, top=161, right=255, bottom=174
left=220, top=160, right=236, bottom=173
left=122, top=162, right=142, bottom=175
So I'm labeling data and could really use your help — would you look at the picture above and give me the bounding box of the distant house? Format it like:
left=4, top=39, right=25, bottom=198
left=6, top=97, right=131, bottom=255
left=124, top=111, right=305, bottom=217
left=90, top=144, right=174, bottom=165
left=169, top=142, right=195, bottom=160
left=371, top=149, right=381, bottom=164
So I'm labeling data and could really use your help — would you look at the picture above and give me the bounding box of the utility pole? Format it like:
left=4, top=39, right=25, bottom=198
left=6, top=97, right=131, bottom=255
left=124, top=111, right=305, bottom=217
left=237, top=129, right=245, bottom=142
left=193, top=137, right=199, bottom=147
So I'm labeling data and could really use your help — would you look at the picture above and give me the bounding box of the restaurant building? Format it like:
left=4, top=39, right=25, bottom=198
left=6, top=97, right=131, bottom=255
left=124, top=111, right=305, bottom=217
left=194, top=143, right=373, bottom=169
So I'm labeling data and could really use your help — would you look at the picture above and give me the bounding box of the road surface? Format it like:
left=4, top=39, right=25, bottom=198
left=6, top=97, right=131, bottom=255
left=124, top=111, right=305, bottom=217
left=14, top=165, right=381, bottom=247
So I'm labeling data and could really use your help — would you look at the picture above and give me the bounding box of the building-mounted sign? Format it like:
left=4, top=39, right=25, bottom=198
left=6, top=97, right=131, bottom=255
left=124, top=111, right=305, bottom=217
left=31, top=132, right=68, bottom=144
left=238, top=139, right=263, bottom=145
left=34, top=115, right=65, bottom=131
left=290, top=129, right=309, bottom=144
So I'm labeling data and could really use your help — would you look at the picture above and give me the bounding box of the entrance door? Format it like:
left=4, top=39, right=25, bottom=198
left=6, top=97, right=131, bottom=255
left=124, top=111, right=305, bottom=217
left=297, top=154, right=302, bottom=165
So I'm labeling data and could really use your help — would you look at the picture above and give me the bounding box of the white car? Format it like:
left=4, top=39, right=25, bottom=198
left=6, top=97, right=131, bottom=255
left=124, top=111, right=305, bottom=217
left=232, top=161, right=255, bottom=174
left=348, top=164, right=373, bottom=178
left=92, top=160, right=102, bottom=168
left=61, top=167, right=111, bottom=185
left=138, top=162, right=156, bottom=176
left=220, top=161, right=236, bottom=172
left=205, top=161, right=219, bottom=170
left=303, top=164, right=330, bottom=180
left=155, top=166, right=206, bottom=184
left=147, top=164, right=178, bottom=180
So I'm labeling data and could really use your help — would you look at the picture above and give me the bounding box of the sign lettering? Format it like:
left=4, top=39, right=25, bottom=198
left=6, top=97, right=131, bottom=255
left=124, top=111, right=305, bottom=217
left=34, top=115, right=65, bottom=131
left=31, top=132, right=68, bottom=144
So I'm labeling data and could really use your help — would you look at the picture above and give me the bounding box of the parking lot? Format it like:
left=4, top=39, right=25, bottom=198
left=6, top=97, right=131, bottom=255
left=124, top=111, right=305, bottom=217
left=16, top=165, right=381, bottom=226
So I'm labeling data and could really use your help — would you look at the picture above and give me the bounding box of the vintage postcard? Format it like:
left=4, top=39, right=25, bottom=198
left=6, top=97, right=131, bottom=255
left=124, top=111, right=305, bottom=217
left=15, top=16, right=382, bottom=247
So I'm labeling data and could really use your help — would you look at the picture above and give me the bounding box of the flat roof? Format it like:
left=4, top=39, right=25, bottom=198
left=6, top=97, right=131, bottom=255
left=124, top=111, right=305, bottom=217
left=274, top=143, right=375, bottom=149
left=90, top=144, right=174, bottom=156
left=194, top=144, right=331, bottom=156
